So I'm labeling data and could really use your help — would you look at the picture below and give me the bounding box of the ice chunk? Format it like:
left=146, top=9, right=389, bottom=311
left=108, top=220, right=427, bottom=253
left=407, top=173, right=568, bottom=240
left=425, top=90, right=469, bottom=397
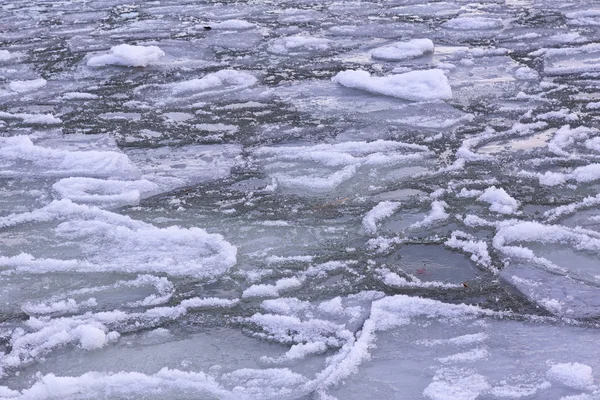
left=514, top=67, right=539, bottom=81
left=52, top=177, right=160, bottom=207
left=541, top=44, right=600, bottom=75
left=371, top=39, right=434, bottom=61
left=423, top=371, right=490, bottom=400
left=477, top=187, right=520, bottom=215
left=565, top=9, right=600, bottom=26
left=445, top=231, right=494, bottom=272
left=0, top=50, right=11, bottom=61
left=547, top=363, right=595, bottom=390
left=242, top=277, right=303, bottom=299
left=443, top=16, right=503, bottom=31
left=168, top=70, right=257, bottom=96
left=209, top=19, right=255, bottom=30
left=0, top=136, right=138, bottom=179
left=0, top=200, right=237, bottom=279
left=408, top=201, right=449, bottom=229
left=0, top=111, right=61, bottom=125
left=253, top=140, right=431, bottom=194
left=87, top=44, right=165, bottom=67
left=332, top=69, right=452, bottom=102
left=362, top=201, right=401, bottom=234
left=61, top=92, right=99, bottom=100
left=9, top=78, right=47, bottom=93
left=268, top=35, right=331, bottom=55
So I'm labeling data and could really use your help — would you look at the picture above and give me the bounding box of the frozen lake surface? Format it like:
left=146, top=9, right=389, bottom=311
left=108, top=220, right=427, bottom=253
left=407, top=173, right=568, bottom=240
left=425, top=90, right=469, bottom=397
left=1, top=0, right=600, bottom=398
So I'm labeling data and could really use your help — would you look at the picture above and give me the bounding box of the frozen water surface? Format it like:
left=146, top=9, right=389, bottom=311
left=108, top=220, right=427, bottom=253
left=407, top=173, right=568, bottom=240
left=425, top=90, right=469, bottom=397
left=1, top=0, right=600, bottom=398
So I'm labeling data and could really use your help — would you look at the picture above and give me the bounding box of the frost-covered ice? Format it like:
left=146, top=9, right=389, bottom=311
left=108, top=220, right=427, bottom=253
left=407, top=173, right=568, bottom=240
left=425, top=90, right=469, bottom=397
left=9, top=78, right=47, bottom=93
left=268, top=35, right=332, bottom=55
left=332, top=69, right=452, bottom=101
left=87, top=44, right=165, bottom=67
left=371, top=39, right=434, bottom=61
left=443, top=16, right=503, bottom=31
left=3, top=0, right=600, bottom=398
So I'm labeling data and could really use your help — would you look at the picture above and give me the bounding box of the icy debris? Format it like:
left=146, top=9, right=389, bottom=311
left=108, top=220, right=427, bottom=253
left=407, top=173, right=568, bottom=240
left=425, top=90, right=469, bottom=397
left=0, top=200, right=237, bottom=279
left=514, top=67, right=539, bottom=81
left=477, top=186, right=520, bottom=215
left=537, top=109, right=578, bottom=122
left=457, top=188, right=483, bottom=198
left=502, top=264, right=600, bottom=318
left=380, top=270, right=463, bottom=289
left=169, top=69, right=257, bottom=96
left=424, top=370, right=491, bottom=400
left=548, top=125, right=597, bottom=156
left=4, top=368, right=229, bottom=399
left=537, top=164, right=600, bottom=186
left=22, top=298, right=81, bottom=315
left=9, top=78, right=47, bottom=93
left=544, top=194, right=600, bottom=222
left=0, top=111, right=61, bottom=125
left=0, top=136, right=137, bottom=178
left=242, top=277, right=303, bottom=299
left=0, top=50, right=11, bottom=61
left=547, top=363, right=595, bottom=391
left=419, top=333, right=489, bottom=347
left=436, top=348, right=489, bottom=364
left=261, top=341, right=328, bottom=364
left=52, top=177, right=160, bottom=207
left=266, top=255, right=314, bottom=265
left=261, top=298, right=311, bottom=316
left=565, top=9, right=600, bottom=26
left=371, top=39, right=434, bottom=61
left=87, top=44, right=165, bottom=67
left=61, top=92, right=99, bottom=100
left=442, top=15, right=503, bottom=30
left=445, top=231, right=494, bottom=272
left=332, top=69, right=452, bottom=102
left=493, top=221, right=600, bottom=277
left=207, top=19, right=255, bottom=30
left=362, top=201, right=400, bottom=234
left=540, top=43, right=600, bottom=75
left=489, top=381, right=551, bottom=398
left=268, top=35, right=331, bottom=54
left=254, top=140, right=431, bottom=193
left=408, top=200, right=449, bottom=229
left=126, top=144, right=242, bottom=190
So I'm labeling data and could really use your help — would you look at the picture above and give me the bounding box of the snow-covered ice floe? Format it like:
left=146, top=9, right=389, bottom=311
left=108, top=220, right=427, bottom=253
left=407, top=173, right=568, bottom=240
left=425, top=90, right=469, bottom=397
left=87, top=44, right=165, bottom=67
left=3, top=0, right=600, bottom=398
left=332, top=69, right=452, bottom=101
left=371, top=38, right=434, bottom=61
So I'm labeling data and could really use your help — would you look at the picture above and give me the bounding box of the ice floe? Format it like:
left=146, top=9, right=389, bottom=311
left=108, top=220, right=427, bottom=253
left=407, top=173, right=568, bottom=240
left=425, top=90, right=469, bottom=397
left=87, top=44, right=165, bottom=67
left=371, top=39, right=434, bottom=61
left=332, top=69, right=452, bottom=101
